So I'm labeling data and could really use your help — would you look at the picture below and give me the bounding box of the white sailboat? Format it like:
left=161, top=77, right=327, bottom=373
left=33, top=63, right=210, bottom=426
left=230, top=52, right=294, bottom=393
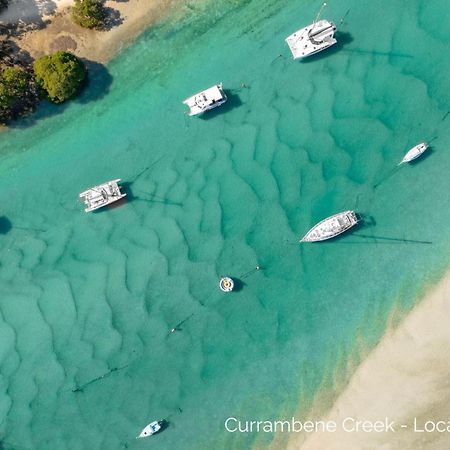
left=300, top=211, right=359, bottom=242
left=285, top=3, right=337, bottom=59
left=399, top=142, right=429, bottom=164
left=137, top=420, right=161, bottom=438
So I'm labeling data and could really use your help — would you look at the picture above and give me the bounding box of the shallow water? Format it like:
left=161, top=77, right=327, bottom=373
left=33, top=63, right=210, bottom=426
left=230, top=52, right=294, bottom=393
left=0, top=0, right=449, bottom=448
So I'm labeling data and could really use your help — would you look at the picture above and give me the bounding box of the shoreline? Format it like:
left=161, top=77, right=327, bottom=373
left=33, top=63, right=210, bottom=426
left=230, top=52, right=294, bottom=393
left=287, top=267, right=450, bottom=450
left=0, top=0, right=184, bottom=128
left=4, top=0, right=181, bottom=64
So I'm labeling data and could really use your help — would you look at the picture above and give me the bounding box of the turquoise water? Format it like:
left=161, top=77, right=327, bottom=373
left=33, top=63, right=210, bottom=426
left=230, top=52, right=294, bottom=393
left=0, top=0, right=449, bottom=448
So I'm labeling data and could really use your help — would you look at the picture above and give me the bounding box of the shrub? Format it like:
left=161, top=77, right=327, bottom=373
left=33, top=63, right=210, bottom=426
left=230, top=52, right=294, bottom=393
left=33, top=51, right=86, bottom=103
left=0, top=67, right=28, bottom=107
left=0, top=67, right=31, bottom=122
left=72, top=0, right=105, bottom=29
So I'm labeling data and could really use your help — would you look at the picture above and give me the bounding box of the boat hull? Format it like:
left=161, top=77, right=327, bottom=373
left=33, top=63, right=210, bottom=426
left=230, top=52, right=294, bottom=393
left=79, top=179, right=126, bottom=213
left=300, top=211, right=359, bottom=242
left=219, top=276, right=234, bottom=292
left=183, top=83, right=227, bottom=116
left=285, top=20, right=337, bottom=59
left=138, top=421, right=161, bottom=438
left=186, top=98, right=227, bottom=116
left=399, top=142, right=428, bottom=164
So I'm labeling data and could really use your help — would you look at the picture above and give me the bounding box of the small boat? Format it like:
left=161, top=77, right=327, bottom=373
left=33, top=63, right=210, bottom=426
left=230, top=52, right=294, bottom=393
left=300, top=211, right=359, bottom=242
left=137, top=420, right=161, bottom=438
left=285, top=4, right=336, bottom=59
left=219, top=276, right=234, bottom=292
left=79, top=179, right=126, bottom=212
left=399, top=142, right=429, bottom=164
left=183, top=83, right=227, bottom=116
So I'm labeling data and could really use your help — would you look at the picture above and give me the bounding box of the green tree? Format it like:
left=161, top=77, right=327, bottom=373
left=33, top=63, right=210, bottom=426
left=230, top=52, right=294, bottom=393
left=0, top=67, right=30, bottom=123
left=0, top=67, right=28, bottom=106
left=72, top=0, right=105, bottom=29
left=33, top=51, right=86, bottom=103
left=0, top=0, right=8, bottom=11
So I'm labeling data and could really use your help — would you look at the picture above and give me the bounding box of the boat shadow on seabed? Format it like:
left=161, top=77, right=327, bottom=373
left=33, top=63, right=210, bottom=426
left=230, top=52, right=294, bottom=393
left=300, top=31, right=354, bottom=63
left=330, top=215, right=432, bottom=245
left=89, top=181, right=182, bottom=213
left=0, top=217, right=12, bottom=234
left=374, top=145, right=435, bottom=189
left=229, top=277, right=245, bottom=292
left=300, top=31, right=414, bottom=64
left=408, top=146, right=434, bottom=165
left=199, top=91, right=243, bottom=120
left=158, top=419, right=170, bottom=433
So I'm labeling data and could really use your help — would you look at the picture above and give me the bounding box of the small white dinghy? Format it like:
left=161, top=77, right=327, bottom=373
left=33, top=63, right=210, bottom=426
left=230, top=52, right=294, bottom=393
left=137, top=420, right=161, bottom=439
left=183, top=83, right=227, bottom=116
left=399, top=142, right=429, bottom=164
left=219, top=276, right=234, bottom=292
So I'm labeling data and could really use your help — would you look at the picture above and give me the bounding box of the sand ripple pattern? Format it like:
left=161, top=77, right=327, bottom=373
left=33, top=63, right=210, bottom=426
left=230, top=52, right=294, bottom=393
left=0, top=0, right=449, bottom=448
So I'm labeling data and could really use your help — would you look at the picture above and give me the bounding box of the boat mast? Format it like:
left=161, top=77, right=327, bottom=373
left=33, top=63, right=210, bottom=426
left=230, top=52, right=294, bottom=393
left=292, top=2, right=327, bottom=46
left=312, top=2, right=327, bottom=30
left=307, top=1, right=329, bottom=41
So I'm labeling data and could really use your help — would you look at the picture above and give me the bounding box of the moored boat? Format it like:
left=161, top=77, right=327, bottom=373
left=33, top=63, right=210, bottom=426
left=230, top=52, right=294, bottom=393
left=399, top=142, right=429, bottom=164
left=137, top=420, right=161, bottom=438
left=183, top=83, right=227, bottom=116
left=79, top=179, right=126, bottom=212
left=219, top=276, right=234, bottom=292
left=285, top=4, right=336, bottom=59
left=300, top=211, right=359, bottom=242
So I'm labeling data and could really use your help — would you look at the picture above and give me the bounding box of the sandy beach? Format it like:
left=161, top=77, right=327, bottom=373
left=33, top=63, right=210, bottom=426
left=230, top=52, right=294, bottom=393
left=3, top=0, right=181, bottom=63
left=288, top=268, right=450, bottom=450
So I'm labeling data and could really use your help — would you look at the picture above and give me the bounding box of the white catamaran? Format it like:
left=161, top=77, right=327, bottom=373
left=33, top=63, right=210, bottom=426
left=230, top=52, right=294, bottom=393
left=183, top=83, right=227, bottom=116
left=399, top=142, right=429, bottom=164
left=79, top=179, right=126, bottom=212
left=300, top=211, right=359, bottom=242
left=285, top=3, right=337, bottom=59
